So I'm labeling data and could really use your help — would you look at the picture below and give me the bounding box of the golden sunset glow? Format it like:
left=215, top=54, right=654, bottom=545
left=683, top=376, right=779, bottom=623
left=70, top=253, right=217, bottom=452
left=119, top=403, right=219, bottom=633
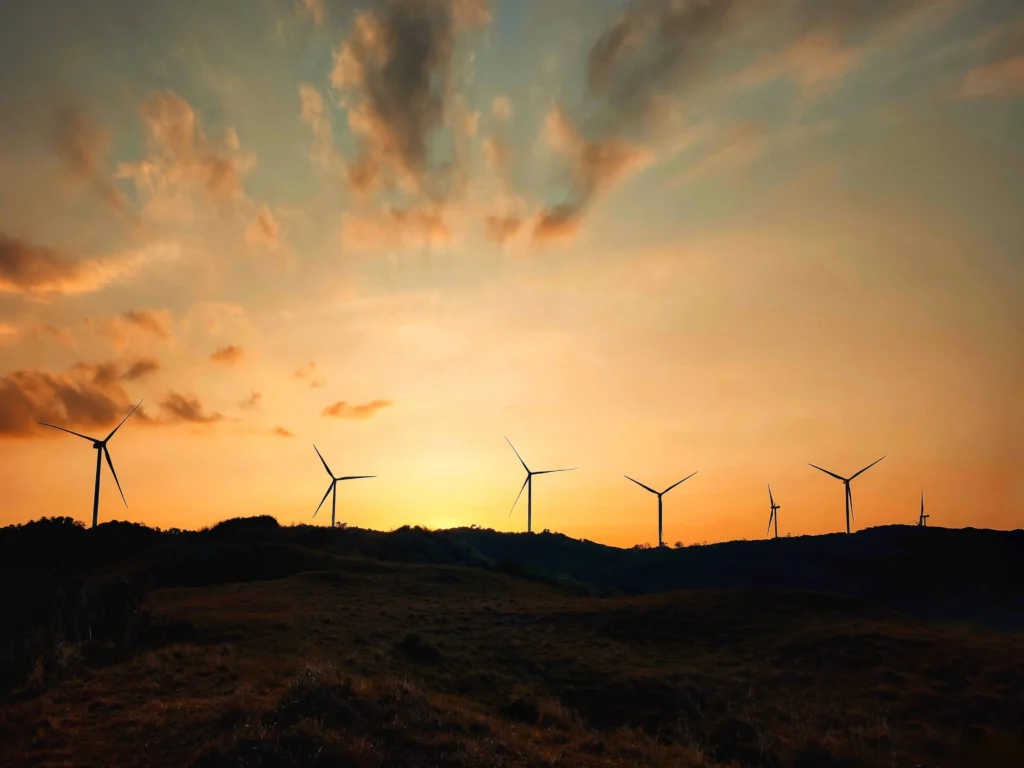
left=1, top=0, right=1021, bottom=546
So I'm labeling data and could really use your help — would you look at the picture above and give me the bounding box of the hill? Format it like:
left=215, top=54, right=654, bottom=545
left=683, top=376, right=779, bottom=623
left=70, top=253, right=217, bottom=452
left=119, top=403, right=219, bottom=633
left=1, top=518, right=1022, bottom=767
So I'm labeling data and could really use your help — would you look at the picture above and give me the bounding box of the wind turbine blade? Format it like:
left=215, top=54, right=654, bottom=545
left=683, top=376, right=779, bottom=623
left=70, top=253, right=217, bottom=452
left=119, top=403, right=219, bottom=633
left=767, top=510, right=774, bottom=536
left=313, top=445, right=334, bottom=477
left=808, top=463, right=845, bottom=481
left=768, top=484, right=774, bottom=506
left=534, top=468, right=575, bottom=475
left=510, top=475, right=529, bottom=516
left=105, top=400, right=143, bottom=442
left=313, top=481, right=334, bottom=518
left=624, top=475, right=658, bottom=494
left=337, top=475, right=376, bottom=481
left=103, top=446, right=128, bottom=507
left=850, top=455, right=886, bottom=481
left=663, top=471, right=698, bottom=495
left=847, top=485, right=854, bottom=523
left=504, top=437, right=530, bottom=473
left=38, top=423, right=97, bottom=442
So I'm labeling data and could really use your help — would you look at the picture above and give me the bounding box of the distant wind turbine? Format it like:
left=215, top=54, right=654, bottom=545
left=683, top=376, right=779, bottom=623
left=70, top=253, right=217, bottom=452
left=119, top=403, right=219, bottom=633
left=506, top=437, right=575, bottom=534
left=917, top=492, right=929, bottom=527
left=39, top=401, right=143, bottom=528
left=767, top=484, right=780, bottom=539
left=312, top=445, right=375, bottom=527
left=624, top=472, right=697, bottom=547
left=808, top=455, right=886, bottom=534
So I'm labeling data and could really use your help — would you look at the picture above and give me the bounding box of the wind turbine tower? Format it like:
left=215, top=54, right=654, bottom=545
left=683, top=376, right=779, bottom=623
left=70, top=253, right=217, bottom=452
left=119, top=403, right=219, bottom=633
left=624, top=472, right=698, bottom=547
left=767, top=484, right=780, bottom=539
left=39, top=401, right=143, bottom=528
left=808, top=456, right=886, bottom=534
left=312, top=445, right=375, bottom=527
left=506, top=437, right=575, bottom=534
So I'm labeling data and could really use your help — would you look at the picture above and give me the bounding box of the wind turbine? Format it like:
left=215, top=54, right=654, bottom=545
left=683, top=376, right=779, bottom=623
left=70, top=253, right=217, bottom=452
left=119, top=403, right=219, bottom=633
left=312, top=445, right=375, bottom=527
left=624, top=472, right=697, bottom=547
left=917, top=492, right=929, bottom=527
left=39, top=401, right=143, bottom=528
left=767, top=484, right=780, bottom=539
left=808, top=456, right=886, bottom=534
left=506, top=437, right=575, bottom=533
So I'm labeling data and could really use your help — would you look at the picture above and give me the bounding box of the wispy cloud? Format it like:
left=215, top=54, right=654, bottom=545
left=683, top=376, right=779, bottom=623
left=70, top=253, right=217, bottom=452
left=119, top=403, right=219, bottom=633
left=321, top=399, right=392, bottom=420
left=271, top=425, right=294, bottom=437
left=117, top=90, right=257, bottom=223
left=293, top=361, right=326, bottom=389
left=239, top=391, right=262, bottom=411
left=0, top=234, right=172, bottom=298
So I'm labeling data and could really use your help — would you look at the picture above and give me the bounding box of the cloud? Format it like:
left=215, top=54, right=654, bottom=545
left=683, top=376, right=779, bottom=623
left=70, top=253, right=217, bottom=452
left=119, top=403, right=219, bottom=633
left=491, top=95, right=513, bottom=121
left=532, top=107, right=652, bottom=242
left=340, top=204, right=451, bottom=251
left=211, top=345, right=246, bottom=365
left=53, top=106, right=130, bottom=215
left=0, top=233, right=166, bottom=298
left=303, top=0, right=325, bottom=25
left=246, top=206, right=281, bottom=249
left=299, top=83, right=341, bottom=173
left=531, top=0, right=946, bottom=239
left=271, top=426, right=295, bottom=437
left=122, top=357, right=162, bottom=381
left=293, top=361, right=326, bottom=388
left=960, top=55, right=1024, bottom=98
left=329, top=0, right=491, bottom=197
left=117, top=90, right=256, bottom=222
left=321, top=399, right=392, bottom=420
left=484, top=215, right=523, bottom=245
left=240, top=391, right=262, bottom=410
left=0, top=358, right=157, bottom=438
left=674, top=122, right=767, bottom=184
left=94, top=308, right=174, bottom=347
left=120, top=309, right=173, bottom=339
left=150, top=392, right=223, bottom=424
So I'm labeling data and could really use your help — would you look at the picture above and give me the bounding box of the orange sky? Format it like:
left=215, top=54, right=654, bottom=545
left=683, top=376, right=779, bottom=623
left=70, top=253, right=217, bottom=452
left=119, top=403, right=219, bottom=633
left=1, top=0, right=1022, bottom=546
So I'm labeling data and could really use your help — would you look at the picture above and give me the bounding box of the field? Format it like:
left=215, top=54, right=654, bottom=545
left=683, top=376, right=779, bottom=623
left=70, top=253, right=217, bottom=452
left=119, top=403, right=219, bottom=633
left=2, top=519, right=1023, bottom=767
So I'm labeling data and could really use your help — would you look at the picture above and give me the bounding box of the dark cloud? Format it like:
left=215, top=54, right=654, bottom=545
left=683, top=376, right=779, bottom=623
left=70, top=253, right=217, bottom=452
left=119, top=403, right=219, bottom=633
left=0, top=358, right=157, bottom=437
left=330, top=0, right=491, bottom=196
left=537, top=0, right=943, bottom=239
left=120, top=309, right=173, bottom=340
left=0, top=233, right=151, bottom=297
left=122, top=357, right=162, bottom=381
left=211, top=345, right=246, bottom=365
left=153, top=392, right=223, bottom=424
left=321, top=399, right=392, bottom=420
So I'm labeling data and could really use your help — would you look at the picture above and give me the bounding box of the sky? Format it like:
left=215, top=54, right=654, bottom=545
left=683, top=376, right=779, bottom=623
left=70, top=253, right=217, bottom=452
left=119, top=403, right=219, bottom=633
left=1, top=0, right=1022, bottom=547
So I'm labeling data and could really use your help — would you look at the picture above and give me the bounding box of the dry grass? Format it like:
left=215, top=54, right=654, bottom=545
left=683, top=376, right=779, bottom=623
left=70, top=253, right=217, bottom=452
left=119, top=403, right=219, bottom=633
left=2, top=558, right=1022, bottom=767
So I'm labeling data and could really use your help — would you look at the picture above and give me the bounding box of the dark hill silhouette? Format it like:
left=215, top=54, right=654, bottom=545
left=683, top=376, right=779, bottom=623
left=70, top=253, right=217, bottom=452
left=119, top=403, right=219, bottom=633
left=1, top=518, right=1021, bottom=629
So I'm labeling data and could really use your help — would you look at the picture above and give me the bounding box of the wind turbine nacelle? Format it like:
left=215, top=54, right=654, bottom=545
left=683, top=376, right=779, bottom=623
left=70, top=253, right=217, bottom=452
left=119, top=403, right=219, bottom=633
left=93, top=441, right=104, bottom=449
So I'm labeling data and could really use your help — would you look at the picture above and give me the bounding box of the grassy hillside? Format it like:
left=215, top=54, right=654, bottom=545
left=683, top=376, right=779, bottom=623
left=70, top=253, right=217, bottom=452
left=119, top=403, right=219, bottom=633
left=2, top=517, right=1022, bottom=766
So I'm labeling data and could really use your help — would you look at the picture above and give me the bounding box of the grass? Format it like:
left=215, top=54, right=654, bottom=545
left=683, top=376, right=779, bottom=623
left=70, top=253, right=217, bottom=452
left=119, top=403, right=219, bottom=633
left=2, top=553, right=1023, bottom=767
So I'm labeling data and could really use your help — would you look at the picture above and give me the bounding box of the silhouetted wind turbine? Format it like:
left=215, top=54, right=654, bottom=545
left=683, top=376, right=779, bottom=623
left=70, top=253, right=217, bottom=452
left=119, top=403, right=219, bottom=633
left=917, top=492, right=929, bottom=527
left=808, top=456, right=886, bottom=534
left=767, top=484, right=780, bottom=539
left=506, top=437, right=575, bottom=534
left=39, top=401, right=143, bottom=528
left=624, top=472, right=697, bottom=547
left=312, top=445, right=375, bottom=527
